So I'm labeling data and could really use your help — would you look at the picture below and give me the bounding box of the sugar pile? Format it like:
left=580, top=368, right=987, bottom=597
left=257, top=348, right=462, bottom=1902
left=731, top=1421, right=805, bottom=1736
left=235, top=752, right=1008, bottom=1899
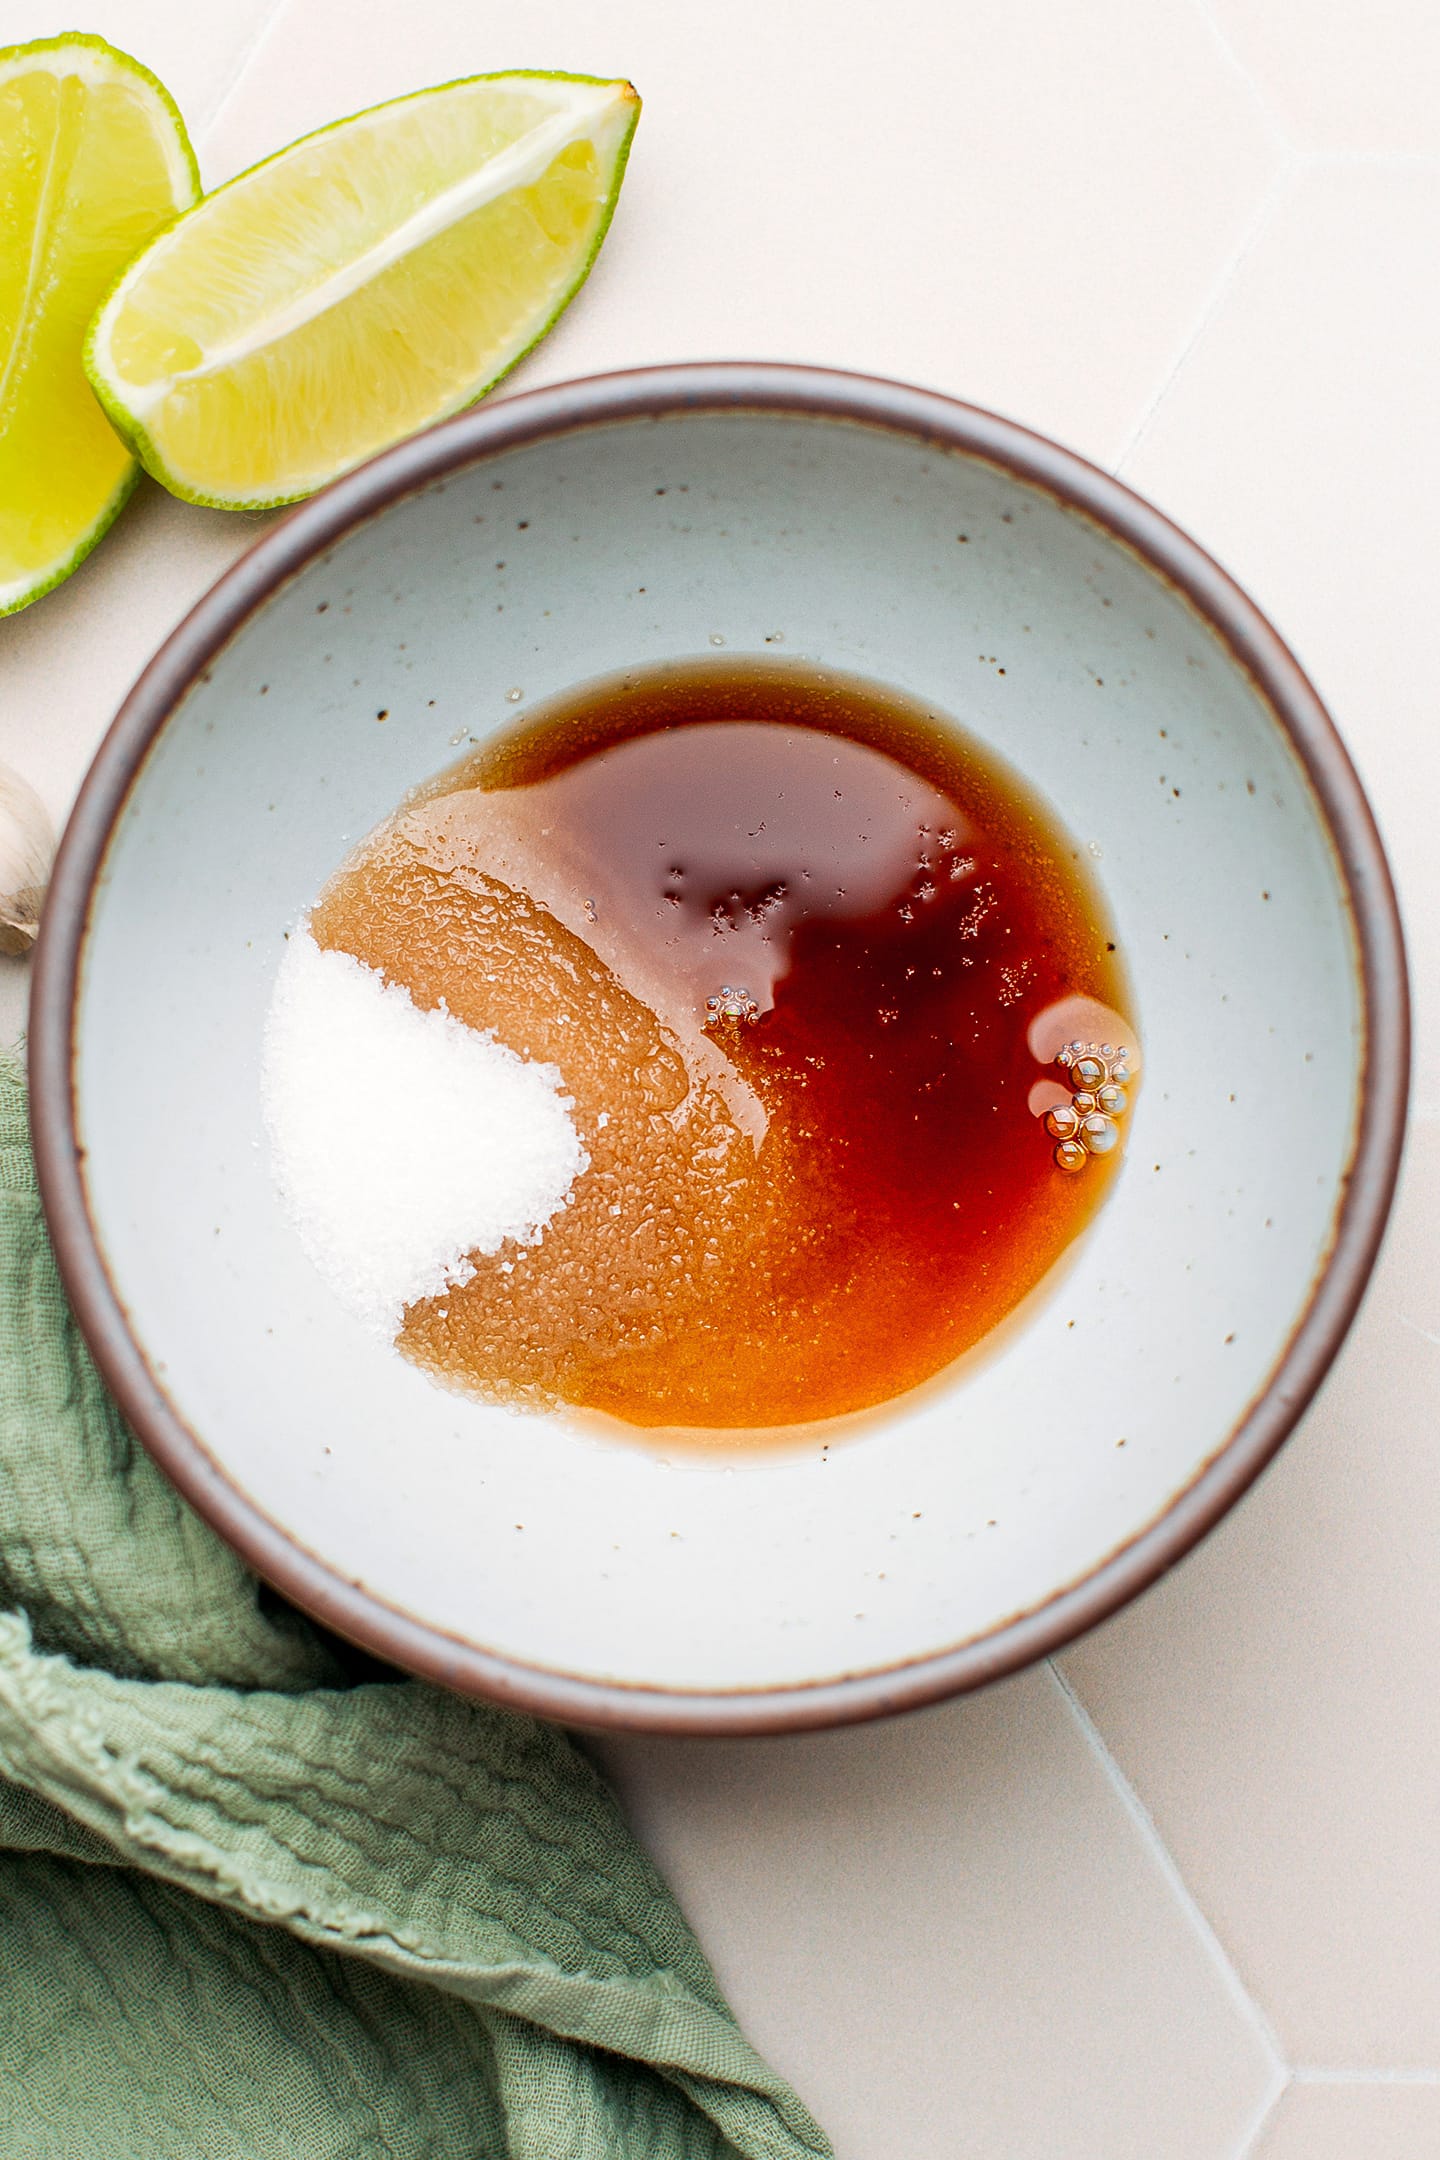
left=262, top=928, right=587, bottom=1337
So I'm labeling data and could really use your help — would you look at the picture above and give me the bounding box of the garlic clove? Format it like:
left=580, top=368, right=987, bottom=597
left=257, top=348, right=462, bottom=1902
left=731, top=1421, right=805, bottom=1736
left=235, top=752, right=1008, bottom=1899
left=0, top=763, right=56, bottom=958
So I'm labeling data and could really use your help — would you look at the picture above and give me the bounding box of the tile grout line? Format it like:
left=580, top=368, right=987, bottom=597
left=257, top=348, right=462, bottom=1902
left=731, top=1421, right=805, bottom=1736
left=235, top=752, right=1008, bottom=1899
left=1237, top=2076, right=1289, bottom=2156
left=1110, top=156, right=1300, bottom=477
left=1188, top=0, right=1439, bottom=171
left=1052, top=1659, right=1290, bottom=2160
left=1187, top=0, right=1439, bottom=170
left=1185, top=0, right=1295, bottom=153
left=1294, top=2067, right=1440, bottom=2086
left=192, top=0, right=293, bottom=163
left=1046, top=1662, right=1288, bottom=2090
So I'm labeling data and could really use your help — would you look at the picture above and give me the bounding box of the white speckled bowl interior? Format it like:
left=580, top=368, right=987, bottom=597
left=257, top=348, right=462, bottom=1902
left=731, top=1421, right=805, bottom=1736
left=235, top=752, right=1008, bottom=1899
left=35, top=369, right=1406, bottom=1729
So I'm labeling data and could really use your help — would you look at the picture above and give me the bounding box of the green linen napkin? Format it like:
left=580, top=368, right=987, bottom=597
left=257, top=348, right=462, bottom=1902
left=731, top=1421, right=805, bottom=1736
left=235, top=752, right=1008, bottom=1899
left=0, top=1062, right=830, bottom=2160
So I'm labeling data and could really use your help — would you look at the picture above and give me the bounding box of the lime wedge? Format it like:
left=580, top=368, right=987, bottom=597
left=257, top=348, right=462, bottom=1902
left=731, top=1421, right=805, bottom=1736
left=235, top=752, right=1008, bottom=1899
left=0, top=34, right=197, bottom=616
left=87, top=71, right=641, bottom=511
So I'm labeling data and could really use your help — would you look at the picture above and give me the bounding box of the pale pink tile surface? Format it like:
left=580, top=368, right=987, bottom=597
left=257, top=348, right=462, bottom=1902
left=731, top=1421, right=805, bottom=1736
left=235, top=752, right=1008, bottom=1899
left=595, top=1669, right=1278, bottom=2160
left=1064, top=1126, right=1440, bottom=2065
left=201, top=0, right=1278, bottom=470
left=1204, top=0, right=1440, bottom=152
left=1252, top=2080, right=1440, bottom=2158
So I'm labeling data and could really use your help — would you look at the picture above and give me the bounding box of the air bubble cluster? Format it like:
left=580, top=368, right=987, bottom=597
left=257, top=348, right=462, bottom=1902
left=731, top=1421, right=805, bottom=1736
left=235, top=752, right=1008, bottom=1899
left=1046, top=1041, right=1132, bottom=1172
left=705, top=984, right=760, bottom=1026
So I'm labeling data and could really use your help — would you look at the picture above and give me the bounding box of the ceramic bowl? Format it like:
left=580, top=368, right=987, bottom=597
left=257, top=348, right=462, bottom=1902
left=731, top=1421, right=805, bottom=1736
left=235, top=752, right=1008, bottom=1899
left=31, top=365, right=1407, bottom=1731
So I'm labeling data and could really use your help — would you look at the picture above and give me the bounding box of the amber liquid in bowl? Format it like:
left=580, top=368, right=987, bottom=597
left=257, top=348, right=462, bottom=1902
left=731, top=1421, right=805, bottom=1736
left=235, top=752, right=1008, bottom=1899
left=312, top=657, right=1133, bottom=1439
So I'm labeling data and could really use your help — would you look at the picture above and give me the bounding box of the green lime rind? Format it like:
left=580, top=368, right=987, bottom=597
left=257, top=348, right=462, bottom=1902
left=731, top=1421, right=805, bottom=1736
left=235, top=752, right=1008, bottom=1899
left=0, top=464, right=142, bottom=620
left=0, top=32, right=198, bottom=616
left=84, top=70, right=641, bottom=514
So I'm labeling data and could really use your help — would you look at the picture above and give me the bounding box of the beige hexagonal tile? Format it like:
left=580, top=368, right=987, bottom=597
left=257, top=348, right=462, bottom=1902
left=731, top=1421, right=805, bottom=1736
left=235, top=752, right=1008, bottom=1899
left=593, top=1667, right=1279, bottom=2159
left=1121, top=161, right=1440, bottom=1102
left=200, top=0, right=1281, bottom=469
left=1204, top=0, right=1440, bottom=152
left=1252, top=2078, right=1440, bottom=2157
left=1064, top=1122, right=1440, bottom=2065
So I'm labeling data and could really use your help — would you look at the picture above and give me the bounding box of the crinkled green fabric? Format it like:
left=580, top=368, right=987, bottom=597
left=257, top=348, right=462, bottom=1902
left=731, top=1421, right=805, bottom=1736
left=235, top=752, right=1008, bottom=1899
left=0, top=1063, right=830, bottom=2160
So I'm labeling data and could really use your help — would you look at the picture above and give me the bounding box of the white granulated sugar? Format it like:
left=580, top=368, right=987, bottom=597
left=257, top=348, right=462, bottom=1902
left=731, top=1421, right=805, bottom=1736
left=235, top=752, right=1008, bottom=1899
left=262, top=928, right=587, bottom=1337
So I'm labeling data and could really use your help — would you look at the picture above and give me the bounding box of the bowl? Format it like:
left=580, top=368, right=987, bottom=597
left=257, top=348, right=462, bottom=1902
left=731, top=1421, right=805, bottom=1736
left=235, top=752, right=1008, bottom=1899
left=31, top=364, right=1408, bottom=1732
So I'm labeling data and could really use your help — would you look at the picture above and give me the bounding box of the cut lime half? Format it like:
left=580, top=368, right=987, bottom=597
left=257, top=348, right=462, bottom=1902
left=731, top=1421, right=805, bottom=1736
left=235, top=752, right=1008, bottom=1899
left=87, top=71, right=641, bottom=510
left=0, top=34, right=197, bottom=616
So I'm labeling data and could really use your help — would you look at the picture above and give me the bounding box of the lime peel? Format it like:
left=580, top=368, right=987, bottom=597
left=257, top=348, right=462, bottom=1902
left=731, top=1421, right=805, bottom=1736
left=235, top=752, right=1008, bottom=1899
left=0, top=32, right=197, bottom=615
left=87, top=70, right=642, bottom=511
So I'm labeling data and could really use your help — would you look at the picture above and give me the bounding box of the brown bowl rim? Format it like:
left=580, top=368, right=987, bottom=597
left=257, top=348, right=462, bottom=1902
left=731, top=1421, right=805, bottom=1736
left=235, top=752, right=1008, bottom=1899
left=29, top=361, right=1410, bottom=1733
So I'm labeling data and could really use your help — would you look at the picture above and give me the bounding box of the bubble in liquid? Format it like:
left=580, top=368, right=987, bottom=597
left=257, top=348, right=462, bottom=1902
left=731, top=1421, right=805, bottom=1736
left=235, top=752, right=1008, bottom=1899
left=1080, top=1113, right=1118, bottom=1155
left=705, top=984, right=760, bottom=1025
